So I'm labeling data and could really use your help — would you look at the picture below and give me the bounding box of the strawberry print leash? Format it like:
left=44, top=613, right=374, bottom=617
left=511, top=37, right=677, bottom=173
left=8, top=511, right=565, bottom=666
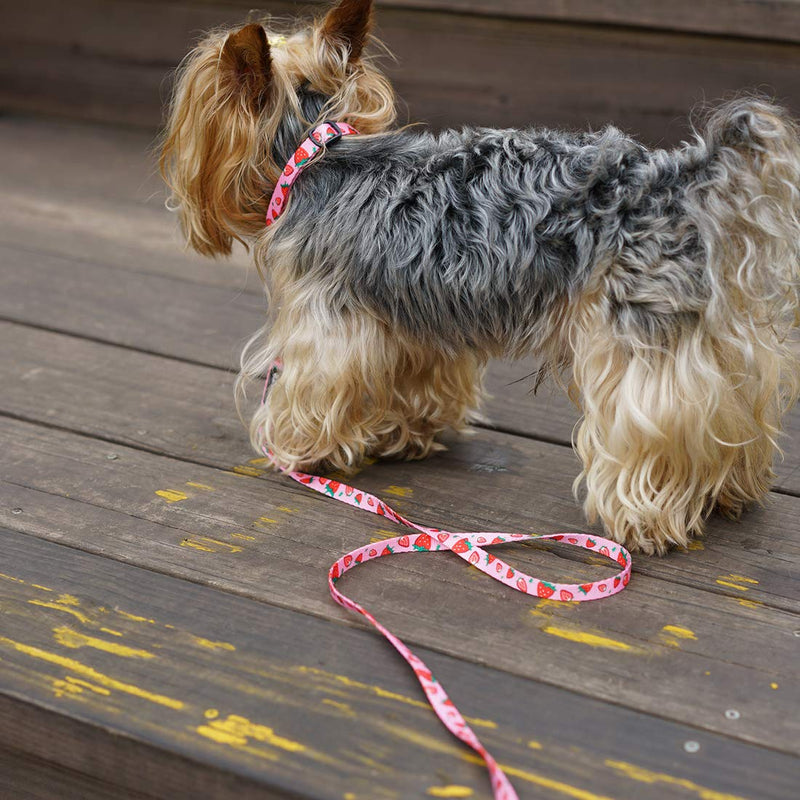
left=262, top=370, right=632, bottom=799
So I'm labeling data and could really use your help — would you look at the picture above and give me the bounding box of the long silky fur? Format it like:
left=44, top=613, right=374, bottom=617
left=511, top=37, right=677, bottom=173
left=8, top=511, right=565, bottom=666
left=162, top=3, right=800, bottom=551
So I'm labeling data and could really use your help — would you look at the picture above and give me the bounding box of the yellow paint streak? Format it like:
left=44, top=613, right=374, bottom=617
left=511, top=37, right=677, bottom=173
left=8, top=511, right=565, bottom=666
left=193, top=637, right=235, bottom=652
left=384, top=723, right=615, bottom=800
left=528, top=740, right=543, bottom=750
left=0, top=636, right=184, bottom=709
left=28, top=600, right=91, bottom=624
left=662, top=625, right=697, bottom=640
left=65, top=677, right=112, bottom=696
left=180, top=539, right=215, bottom=552
left=198, top=537, right=243, bottom=553
left=100, top=628, right=123, bottom=637
left=196, top=713, right=306, bottom=753
left=51, top=677, right=83, bottom=697
left=427, top=787, right=473, bottom=798
left=231, top=533, right=256, bottom=541
left=277, top=506, right=298, bottom=513
left=385, top=485, right=413, bottom=498
left=542, top=625, right=633, bottom=652
left=248, top=457, right=273, bottom=466
left=53, top=627, right=155, bottom=659
left=322, top=699, right=356, bottom=716
left=530, top=598, right=579, bottom=619
left=771, top=682, right=779, bottom=689
left=715, top=580, right=750, bottom=591
left=31, top=583, right=53, bottom=592
left=186, top=482, right=215, bottom=491
left=370, top=530, right=396, bottom=543
left=255, top=517, right=278, bottom=525
left=232, top=465, right=264, bottom=477
left=736, top=598, right=763, bottom=609
left=605, top=760, right=750, bottom=800
left=155, top=490, right=188, bottom=503
left=115, top=610, right=156, bottom=624
left=295, top=667, right=497, bottom=728
left=728, top=574, right=758, bottom=584
left=57, top=594, right=80, bottom=606
left=0, top=572, right=25, bottom=584
left=687, top=540, right=705, bottom=551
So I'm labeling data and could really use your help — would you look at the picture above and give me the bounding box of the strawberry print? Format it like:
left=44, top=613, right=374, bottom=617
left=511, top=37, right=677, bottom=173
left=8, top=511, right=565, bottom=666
left=398, top=535, right=410, bottom=548
left=559, top=589, right=573, bottom=601
left=344, top=554, right=353, bottom=567
left=486, top=553, right=496, bottom=565
left=623, top=572, right=630, bottom=586
left=381, top=545, right=394, bottom=556
left=437, top=533, right=450, bottom=543
left=325, top=480, right=341, bottom=496
left=536, top=581, right=555, bottom=598
left=568, top=536, right=578, bottom=544
left=599, top=545, right=610, bottom=557
left=368, top=548, right=377, bottom=557
left=613, top=576, right=621, bottom=588
left=469, top=551, right=480, bottom=565
left=617, top=550, right=627, bottom=567
left=451, top=538, right=471, bottom=554
left=597, top=582, right=607, bottom=592
left=355, top=553, right=363, bottom=564
left=331, top=563, right=340, bottom=579
left=586, top=538, right=597, bottom=548
left=355, top=493, right=363, bottom=504
left=551, top=535, right=564, bottom=541
left=516, top=577, right=528, bottom=593
left=506, top=567, right=515, bottom=579
left=491, top=536, right=504, bottom=544
left=496, top=563, right=503, bottom=573
left=579, top=583, right=594, bottom=595
left=294, top=145, right=310, bottom=164
left=283, top=164, right=293, bottom=176
left=414, top=533, right=432, bottom=551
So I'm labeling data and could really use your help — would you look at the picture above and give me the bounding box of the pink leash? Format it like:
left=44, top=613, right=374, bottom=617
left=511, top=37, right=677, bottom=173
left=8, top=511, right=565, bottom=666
left=261, top=365, right=632, bottom=799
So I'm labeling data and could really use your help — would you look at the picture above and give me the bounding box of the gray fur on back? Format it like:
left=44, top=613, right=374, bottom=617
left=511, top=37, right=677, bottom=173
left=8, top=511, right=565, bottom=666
left=272, top=124, right=713, bottom=352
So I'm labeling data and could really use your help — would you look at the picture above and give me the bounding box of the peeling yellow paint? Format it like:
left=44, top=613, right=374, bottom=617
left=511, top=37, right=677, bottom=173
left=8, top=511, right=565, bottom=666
left=530, top=598, right=579, bottom=619
left=155, top=490, right=188, bottom=503
left=385, top=486, right=413, bottom=498
left=715, top=580, right=750, bottom=591
left=277, top=506, right=298, bottom=513
left=56, top=594, right=80, bottom=606
left=115, top=610, right=157, bottom=624
left=728, top=574, right=758, bottom=585
left=322, top=699, right=356, bottom=716
left=0, top=636, right=183, bottom=709
left=528, top=740, right=543, bottom=750
left=231, top=533, right=256, bottom=541
left=736, top=598, right=763, bottom=609
left=232, top=465, right=264, bottom=477
left=193, top=637, right=235, bottom=652
left=30, top=583, right=53, bottom=592
left=255, top=516, right=279, bottom=525
left=196, top=712, right=306, bottom=753
left=383, top=722, right=615, bottom=800
left=100, top=628, right=123, bottom=637
left=427, top=786, right=473, bottom=798
left=50, top=677, right=84, bottom=698
left=0, top=572, right=25, bottom=584
left=65, top=677, right=112, bottom=696
left=295, top=667, right=497, bottom=728
left=28, top=600, right=91, bottom=624
left=53, top=627, right=155, bottom=659
left=770, top=682, right=779, bottom=689
left=687, top=540, right=705, bottom=551
left=370, top=530, right=396, bottom=543
left=248, top=457, right=273, bottom=466
left=662, top=625, right=696, bottom=640
left=541, top=625, right=633, bottom=652
left=180, top=539, right=215, bottom=552
left=605, top=760, right=749, bottom=800
left=186, top=482, right=215, bottom=491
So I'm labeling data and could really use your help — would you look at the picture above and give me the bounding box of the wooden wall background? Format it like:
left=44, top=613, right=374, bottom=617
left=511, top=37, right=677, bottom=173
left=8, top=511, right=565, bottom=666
left=2, top=0, right=800, bottom=146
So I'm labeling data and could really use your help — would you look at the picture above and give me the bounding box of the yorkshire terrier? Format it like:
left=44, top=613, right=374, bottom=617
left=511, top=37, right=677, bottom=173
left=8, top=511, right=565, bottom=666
left=160, top=0, right=800, bottom=553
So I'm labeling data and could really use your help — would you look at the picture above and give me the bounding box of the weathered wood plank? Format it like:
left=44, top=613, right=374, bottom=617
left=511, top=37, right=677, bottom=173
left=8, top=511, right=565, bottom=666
left=1, top=416, right=798, bottom=754
left=2, top=320, right=799, bottom=611
left=3, top=240, right=799, bottom=495
left=3, top=1, right=800, bottom=142
left=6, top=528, right=796, bottom=800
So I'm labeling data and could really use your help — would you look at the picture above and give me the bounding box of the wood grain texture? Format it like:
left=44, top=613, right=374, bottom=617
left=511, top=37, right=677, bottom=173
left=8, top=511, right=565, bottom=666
left=5, top=529, right=797, bottom=800
left=2, top=320, right=799, bottom=612
left=2, top=0, right=800, bottom=142
left=2, top=415, right=799, bottom=756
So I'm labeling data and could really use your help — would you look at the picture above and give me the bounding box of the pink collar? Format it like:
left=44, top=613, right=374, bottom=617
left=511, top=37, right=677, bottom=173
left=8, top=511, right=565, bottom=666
left=266, top=120, right=359, bottom=226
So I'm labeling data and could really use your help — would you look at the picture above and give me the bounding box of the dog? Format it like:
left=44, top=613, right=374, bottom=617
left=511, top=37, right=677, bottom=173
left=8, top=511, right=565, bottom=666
left=160, top=0, right=800, bottom=553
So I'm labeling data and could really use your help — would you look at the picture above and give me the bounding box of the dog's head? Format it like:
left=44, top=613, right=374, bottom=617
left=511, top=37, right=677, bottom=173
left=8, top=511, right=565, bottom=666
left=160, top=0, right=396, bottom=256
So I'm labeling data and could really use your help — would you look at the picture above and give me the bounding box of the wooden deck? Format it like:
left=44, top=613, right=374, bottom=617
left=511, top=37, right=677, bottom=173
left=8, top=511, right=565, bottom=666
left=1, top=108, right=799, bottom=799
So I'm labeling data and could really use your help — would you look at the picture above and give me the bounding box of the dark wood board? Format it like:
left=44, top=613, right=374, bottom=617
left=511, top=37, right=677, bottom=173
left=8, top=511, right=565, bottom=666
left=2, top=415, right=799, bottom=755
left=3, top=0, right=800, bottom=143
left=3, top=240, right=799, bottom=495
left=2, top=526, right=799, bottom=800
left=2, top=320, right=799, bottom=612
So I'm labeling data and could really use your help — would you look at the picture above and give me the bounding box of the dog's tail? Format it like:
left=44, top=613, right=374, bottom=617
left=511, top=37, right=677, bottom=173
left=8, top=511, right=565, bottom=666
left=691, top=96, right=800, bottom=335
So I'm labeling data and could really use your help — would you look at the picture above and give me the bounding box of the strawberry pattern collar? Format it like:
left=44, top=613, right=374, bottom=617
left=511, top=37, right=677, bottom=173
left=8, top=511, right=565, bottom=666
left=266, top=120, right=359, bottom=226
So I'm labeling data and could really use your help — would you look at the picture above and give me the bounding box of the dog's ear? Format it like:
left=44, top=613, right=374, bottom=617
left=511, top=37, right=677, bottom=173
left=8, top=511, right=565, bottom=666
left=321, top=0, right=373, bottom=62
left=221, top=23, right=273, bottom=108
